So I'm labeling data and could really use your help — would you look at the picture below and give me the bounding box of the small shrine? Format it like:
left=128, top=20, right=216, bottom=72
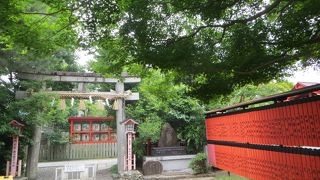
left=68, top=117, right=116, bottom=144
left=121, top=119, right=138, bottom=171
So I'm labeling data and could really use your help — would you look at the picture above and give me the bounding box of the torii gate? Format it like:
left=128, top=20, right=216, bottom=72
left=15, top=71, right=140, bottom=174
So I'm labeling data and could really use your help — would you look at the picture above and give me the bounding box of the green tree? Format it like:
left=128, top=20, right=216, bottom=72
left=78, top=0, right=320, bottom=100
left=90, top=47, right=207, bottom=153
left=208, top=81, right=294, bottom=110
left=124, top=69, right=206, bottom=153
left=0, top=0, right=80, bottom=176
left=11, top=92, right=67, bottom=179
left=0, top=0, right=78, bottom=78
left=0, top=86, right=16, bottom=174
left=0, top=92, right=67, bottom=176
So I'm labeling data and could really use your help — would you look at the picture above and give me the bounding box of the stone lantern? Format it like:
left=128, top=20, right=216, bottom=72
left=121, top=119, right=138, bottom=171
left=8, top=120, right=24, bottom=177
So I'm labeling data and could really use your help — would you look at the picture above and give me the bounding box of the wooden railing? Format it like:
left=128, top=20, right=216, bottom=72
left=206, top=84, right=320, bottom=114
left=39, top=143, right=117, bottom=161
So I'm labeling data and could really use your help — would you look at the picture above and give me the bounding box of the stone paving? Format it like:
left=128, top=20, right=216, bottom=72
left=37, top=159, right=245, bottom=180
left=144, top=171, right=215, bottom=180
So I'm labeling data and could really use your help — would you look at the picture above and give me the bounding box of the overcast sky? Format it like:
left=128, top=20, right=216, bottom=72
left=285, top=66, right=320, bottom=83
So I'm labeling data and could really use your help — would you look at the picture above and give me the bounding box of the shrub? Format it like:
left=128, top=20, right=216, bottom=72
left=189, top=153, right=208, bottom=174
left=133, top=117, right=163, bottom=159
left=110, top=164, right=118, bottom=174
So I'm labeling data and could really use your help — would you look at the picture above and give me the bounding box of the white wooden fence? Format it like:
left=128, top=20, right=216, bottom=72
left=39, top=143, right=117, bottom=161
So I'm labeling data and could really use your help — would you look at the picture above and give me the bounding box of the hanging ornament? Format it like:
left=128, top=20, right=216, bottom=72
left=78, top=99, right=86, bottom=111
left=71, top=98, right=74, bottom=107
left=106, top=98, right=110, bottom=107
left=96, top=100, right=105, bottom=110
left=59, top=99, right=66, bottom=110
left=112, top=99, right=119, bottom=110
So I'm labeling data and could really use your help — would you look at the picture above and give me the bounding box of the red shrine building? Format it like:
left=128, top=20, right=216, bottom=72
left=68, top=117, right=116, bottom=144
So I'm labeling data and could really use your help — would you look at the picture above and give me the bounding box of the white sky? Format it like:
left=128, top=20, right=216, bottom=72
left=285, top=66, right=320, bottom=83
left=75, top=49, right=95, bottom=66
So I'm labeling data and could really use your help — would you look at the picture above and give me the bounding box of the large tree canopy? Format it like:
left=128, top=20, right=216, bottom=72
left=0, top=0, right=78, bottom=75
left=0, top=0, right=81, bottom=174
left=77, top=0, right=320, bottom=100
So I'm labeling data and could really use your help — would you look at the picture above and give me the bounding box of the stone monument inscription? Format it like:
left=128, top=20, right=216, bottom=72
left=152, top=123, right=186, bottom=156
left=142, top=161, right=163, bottom=176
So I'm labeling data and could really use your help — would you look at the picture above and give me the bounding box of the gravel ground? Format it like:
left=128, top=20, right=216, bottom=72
left=36, top=168, right=246, bottom=180
left=96, top=169, right=113, bottom=180
left=37, top=167, right=57, bottom=180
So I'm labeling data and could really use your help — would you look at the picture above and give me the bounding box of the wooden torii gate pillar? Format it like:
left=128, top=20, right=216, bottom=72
left=16, top=71, right=140, bottom=174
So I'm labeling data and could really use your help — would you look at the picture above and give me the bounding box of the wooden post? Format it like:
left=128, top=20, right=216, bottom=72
left=147, top=138, right=151, bottom=156
left=124, top=155, right=126, bottom=171
left=116, top=80, right=126, bottom=173
left=6, top=161, right=10, bottom=176
left=133, top=154, right=136, bottom=170
left=18, top=160, right=22, bottom=176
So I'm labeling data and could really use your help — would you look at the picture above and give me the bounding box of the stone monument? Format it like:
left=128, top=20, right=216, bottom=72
left=158, top=123, right=177, bottom=147
left=151, top=123, right=186, bottom=156
left=143, top=123, right=194, bottom=174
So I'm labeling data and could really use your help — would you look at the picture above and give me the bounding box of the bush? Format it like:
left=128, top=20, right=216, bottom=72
left=189, top=153, right=208, bottom=174
left=132, top=137, right=146, bottom=159
left=133, top=117, right=163, bottom=159
left=110, top=164, right=118, bottom=174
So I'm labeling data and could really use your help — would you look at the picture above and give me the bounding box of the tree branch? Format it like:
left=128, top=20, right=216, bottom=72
left=47, top=18, right=79, bottom=40
left=277, top=0, right=295, bottom=18
left=166, top=0, right=282, bottom=44
left=21, top=9, right=68, bottom=16
left=234, top=52, right=299, bottom=75
left=225, top=0, right=282, bottom=25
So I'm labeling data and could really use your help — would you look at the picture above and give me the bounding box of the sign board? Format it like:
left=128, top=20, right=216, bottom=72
left=64, top=165, right=85, bottom=172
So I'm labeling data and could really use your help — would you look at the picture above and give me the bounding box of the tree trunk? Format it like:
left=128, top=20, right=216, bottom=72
left=26, top=125, right=42, bottom=180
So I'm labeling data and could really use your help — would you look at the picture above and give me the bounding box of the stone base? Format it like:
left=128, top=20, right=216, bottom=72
left=151, top=146, right=186, bottom=156
left=14, top=177, right=28, bottom=180
left=113, top=170, right=143, bottom=180
left=143, top=154, right=196, bottom=172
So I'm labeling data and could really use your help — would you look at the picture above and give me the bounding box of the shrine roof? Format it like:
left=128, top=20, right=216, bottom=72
left=121, top=118, right=139, bottom=125
left=9, top=120, right=25, bottom=127
left=68, top=117, right=114, bottom=121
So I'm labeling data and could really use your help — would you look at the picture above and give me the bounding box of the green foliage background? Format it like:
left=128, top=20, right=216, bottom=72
left=208, top=81, right=294, bottom=110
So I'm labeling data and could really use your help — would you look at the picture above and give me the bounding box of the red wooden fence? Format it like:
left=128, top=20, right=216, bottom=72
left=206, top=84, right=320, bottom=179
left=207, top=144, right=320, bottom=179
left=206, top=100, right=320, bottom=147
